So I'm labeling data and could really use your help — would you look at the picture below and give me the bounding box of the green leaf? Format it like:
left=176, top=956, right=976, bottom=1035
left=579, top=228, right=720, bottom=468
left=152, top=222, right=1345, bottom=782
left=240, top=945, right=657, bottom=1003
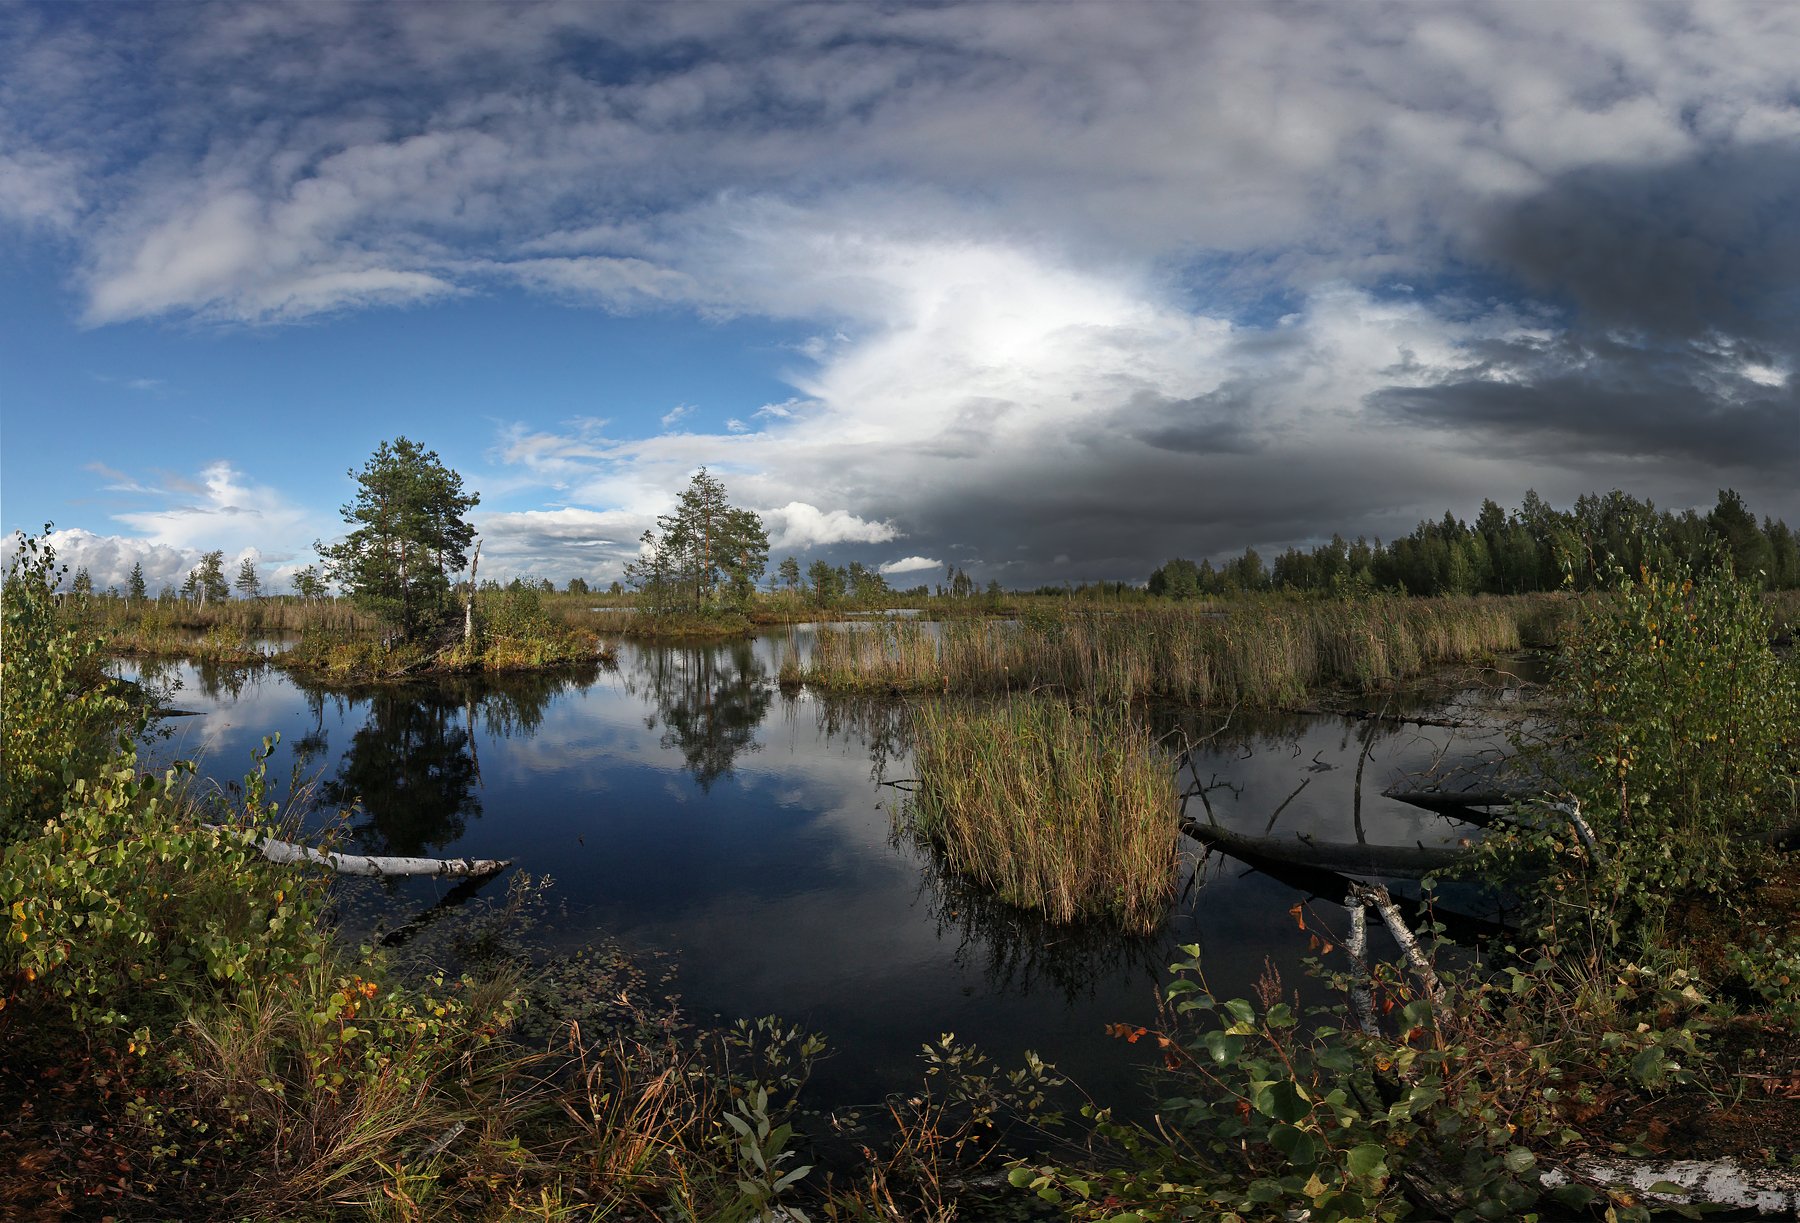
left=1267, top=1123, right=1319, bottom=1166
left=1203, top=1030, right=1246, bottom=1065
left=1253, top=1079, right=1310, bottom=1123
left=1503, top=1147, right=1536, bottom=1175
left=1345, top=1143, right=1388, bottom=1179
left=1630, top=1046, right=1669, bottom=1088
left=773, top=1164, right=812, bottom=1191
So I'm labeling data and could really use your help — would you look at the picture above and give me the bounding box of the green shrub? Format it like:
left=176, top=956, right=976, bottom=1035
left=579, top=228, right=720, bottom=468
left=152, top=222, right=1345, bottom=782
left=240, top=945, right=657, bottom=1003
left=1, top=526, right=133, bottom=842
left=1, top=740, right=327, bottom=1038
left=1533, top=563, right=1800, bottom=941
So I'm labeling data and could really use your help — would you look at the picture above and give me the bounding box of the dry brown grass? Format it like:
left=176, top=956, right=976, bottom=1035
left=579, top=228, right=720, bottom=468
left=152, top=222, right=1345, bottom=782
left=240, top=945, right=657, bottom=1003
left=795, top=595, right=1551, bottom=706
left=905, top=697, right=1179, bottom=933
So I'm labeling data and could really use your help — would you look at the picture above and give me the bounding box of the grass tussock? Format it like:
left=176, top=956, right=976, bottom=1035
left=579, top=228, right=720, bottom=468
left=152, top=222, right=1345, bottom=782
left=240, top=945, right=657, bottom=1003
left=795, top=595, right=1552, bottom=706
left=906, top=697, right=1179, bottom=934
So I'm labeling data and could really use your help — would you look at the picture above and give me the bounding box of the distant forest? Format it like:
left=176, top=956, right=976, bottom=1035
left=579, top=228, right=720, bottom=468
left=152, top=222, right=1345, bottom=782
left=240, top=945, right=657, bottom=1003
left=1148, top=488, right=1800, bottom=597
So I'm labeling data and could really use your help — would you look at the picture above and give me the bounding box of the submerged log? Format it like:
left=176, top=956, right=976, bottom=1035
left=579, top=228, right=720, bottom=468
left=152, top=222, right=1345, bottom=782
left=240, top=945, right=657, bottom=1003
left=1387, top=787, right=1800, bottom=849
left=1180, top=818, right=1473, bottom=878
left=1382, top=783, right=1537, bottom=814
left=205, top=825, right=511, bottom=878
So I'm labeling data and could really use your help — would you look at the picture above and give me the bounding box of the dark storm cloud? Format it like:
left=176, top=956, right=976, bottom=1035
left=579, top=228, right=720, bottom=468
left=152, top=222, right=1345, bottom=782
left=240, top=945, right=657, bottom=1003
left=1379, top=375, right=1797, bottom=471
left=1372, top=333, right=1799, bottom=473
left=1480, top=142, right=1800, bottom=344
left=845, top=425, right=1504, bottom=587
left=1119, top=387, right=1266, bottom=457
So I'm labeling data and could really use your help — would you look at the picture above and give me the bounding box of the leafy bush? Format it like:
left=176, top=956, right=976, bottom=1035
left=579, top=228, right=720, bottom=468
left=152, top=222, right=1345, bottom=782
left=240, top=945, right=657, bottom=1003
left=1532, top=563, right=1800, bottom=942
left=1013, top=948, right=1598, bottom=1223
left=2, top=743, right=327, bottom=1037
left=1, top=526, right=133, bottom=842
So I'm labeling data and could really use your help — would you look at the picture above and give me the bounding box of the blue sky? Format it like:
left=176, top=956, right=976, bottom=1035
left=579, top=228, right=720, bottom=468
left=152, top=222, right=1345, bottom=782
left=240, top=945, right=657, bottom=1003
left=2, top=1, right=1796, bottom=593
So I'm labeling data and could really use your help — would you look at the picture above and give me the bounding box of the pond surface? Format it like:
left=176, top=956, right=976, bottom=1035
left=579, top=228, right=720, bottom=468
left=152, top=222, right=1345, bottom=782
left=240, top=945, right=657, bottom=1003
left=119, top=637, right=1536, bottom=1113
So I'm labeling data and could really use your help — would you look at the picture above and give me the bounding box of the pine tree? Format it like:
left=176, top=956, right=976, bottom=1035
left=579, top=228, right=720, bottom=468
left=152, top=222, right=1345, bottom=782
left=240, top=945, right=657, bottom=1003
left=777, top=556, right=802, bottom=592
left=234, top=557, right=261, bottom=599
left=627, top=469, right=768, bottom=615
left=127, top=561, right=147, bottom=603
left=317, top=438, right=478, bottom=641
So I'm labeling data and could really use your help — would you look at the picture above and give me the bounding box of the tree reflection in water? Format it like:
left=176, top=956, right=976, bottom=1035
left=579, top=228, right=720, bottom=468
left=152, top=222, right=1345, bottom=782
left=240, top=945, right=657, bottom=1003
left=794, top=693, right=910, bottom=782
left=319, top=690, right=481, bottom=857
left=311, top=664, right=600, bottom=856
left=623, top=641, right=772, bottom=790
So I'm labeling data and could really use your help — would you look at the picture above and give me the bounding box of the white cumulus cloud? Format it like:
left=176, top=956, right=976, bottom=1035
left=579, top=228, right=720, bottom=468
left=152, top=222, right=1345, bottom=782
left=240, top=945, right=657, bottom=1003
left=877, top=555, right=939, bottom=576
left=761, top=501, right=899, bottom=551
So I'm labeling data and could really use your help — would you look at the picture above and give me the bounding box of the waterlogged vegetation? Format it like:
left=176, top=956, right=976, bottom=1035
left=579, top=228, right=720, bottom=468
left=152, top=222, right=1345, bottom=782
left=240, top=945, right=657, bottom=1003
left=906, top=698, right=1180, bottom=934
left=1005, top=561, right=1800, bottom=1222
left=6, top=477, right=1800, bottom=1220
left=788, top=595, right=1552, bottom=705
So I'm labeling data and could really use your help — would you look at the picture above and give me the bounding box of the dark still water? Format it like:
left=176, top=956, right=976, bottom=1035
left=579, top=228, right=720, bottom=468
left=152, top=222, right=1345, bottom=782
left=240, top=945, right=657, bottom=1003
left=118, top=637, right=1529, bottom=1112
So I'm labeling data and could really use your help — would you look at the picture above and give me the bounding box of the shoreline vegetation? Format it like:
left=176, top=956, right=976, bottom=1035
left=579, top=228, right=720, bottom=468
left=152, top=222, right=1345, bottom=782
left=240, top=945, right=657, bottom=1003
left=6, top=472, right=1800, bottom=1218
left=785, top=593, right=1559, bottom=705
left=40, top=476, right=1798, bottom=683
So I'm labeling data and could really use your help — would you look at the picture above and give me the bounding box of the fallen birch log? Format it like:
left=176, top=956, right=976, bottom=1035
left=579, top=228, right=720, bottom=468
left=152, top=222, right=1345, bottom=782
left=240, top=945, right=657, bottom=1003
left=1542, top=1156, right=1800, bottom=1217
left=255, top=837, right=511, bottom=878
left=205, top=825, right=511, bottom=878
left=1342, top=899, right=1379, bottom=1036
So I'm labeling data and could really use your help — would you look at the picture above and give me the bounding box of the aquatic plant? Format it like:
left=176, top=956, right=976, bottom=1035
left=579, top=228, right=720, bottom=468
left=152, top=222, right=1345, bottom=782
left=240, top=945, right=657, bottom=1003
left=796, top=594, right=1543, bottom=706
left=905, top=696, right=1179, bottom=933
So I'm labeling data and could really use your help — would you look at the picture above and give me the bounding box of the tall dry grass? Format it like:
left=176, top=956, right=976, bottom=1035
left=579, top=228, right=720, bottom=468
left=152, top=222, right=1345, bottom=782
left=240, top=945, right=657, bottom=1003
left=905, top=697, right=1179, bottom=933
left=84, top=594, right=383, bottom=637
left=798, top=595, right=1554, bottom=706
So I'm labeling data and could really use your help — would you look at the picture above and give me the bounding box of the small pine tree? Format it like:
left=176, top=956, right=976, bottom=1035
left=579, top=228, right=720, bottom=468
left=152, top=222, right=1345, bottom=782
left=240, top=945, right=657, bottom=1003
left=127, top=561, right=147, bottom=603
left=234, top=557, right=261, bottom=599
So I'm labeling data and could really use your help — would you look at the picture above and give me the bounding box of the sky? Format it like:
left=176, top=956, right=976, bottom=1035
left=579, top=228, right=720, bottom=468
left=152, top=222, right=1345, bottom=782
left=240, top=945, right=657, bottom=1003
left=1, top=0, right=1796, bottom=595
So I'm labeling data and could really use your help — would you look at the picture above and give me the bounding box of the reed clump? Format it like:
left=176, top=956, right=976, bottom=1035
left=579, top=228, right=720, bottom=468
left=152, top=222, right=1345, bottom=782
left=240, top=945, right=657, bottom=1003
left=905, top=697, right=1179, bottom=934
left=800, top=595, right=1547, bottom=706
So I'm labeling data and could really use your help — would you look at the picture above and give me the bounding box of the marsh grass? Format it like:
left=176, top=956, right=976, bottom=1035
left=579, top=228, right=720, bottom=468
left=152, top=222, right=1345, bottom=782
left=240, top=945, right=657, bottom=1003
left=798, top=595, right=1548, bottom=706
left=85, top=594, right=383, bottom=639
left=905, top=697, right=1179, bottom=934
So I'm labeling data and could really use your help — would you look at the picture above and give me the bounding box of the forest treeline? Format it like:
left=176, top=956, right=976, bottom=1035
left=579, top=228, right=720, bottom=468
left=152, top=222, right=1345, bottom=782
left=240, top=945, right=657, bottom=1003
left=1150, top=487, right=1800, bottom=598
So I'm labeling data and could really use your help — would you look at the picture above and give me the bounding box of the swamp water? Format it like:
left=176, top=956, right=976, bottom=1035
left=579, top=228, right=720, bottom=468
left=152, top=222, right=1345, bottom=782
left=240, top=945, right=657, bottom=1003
left=118, top=633, right=1539, bottom=1115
